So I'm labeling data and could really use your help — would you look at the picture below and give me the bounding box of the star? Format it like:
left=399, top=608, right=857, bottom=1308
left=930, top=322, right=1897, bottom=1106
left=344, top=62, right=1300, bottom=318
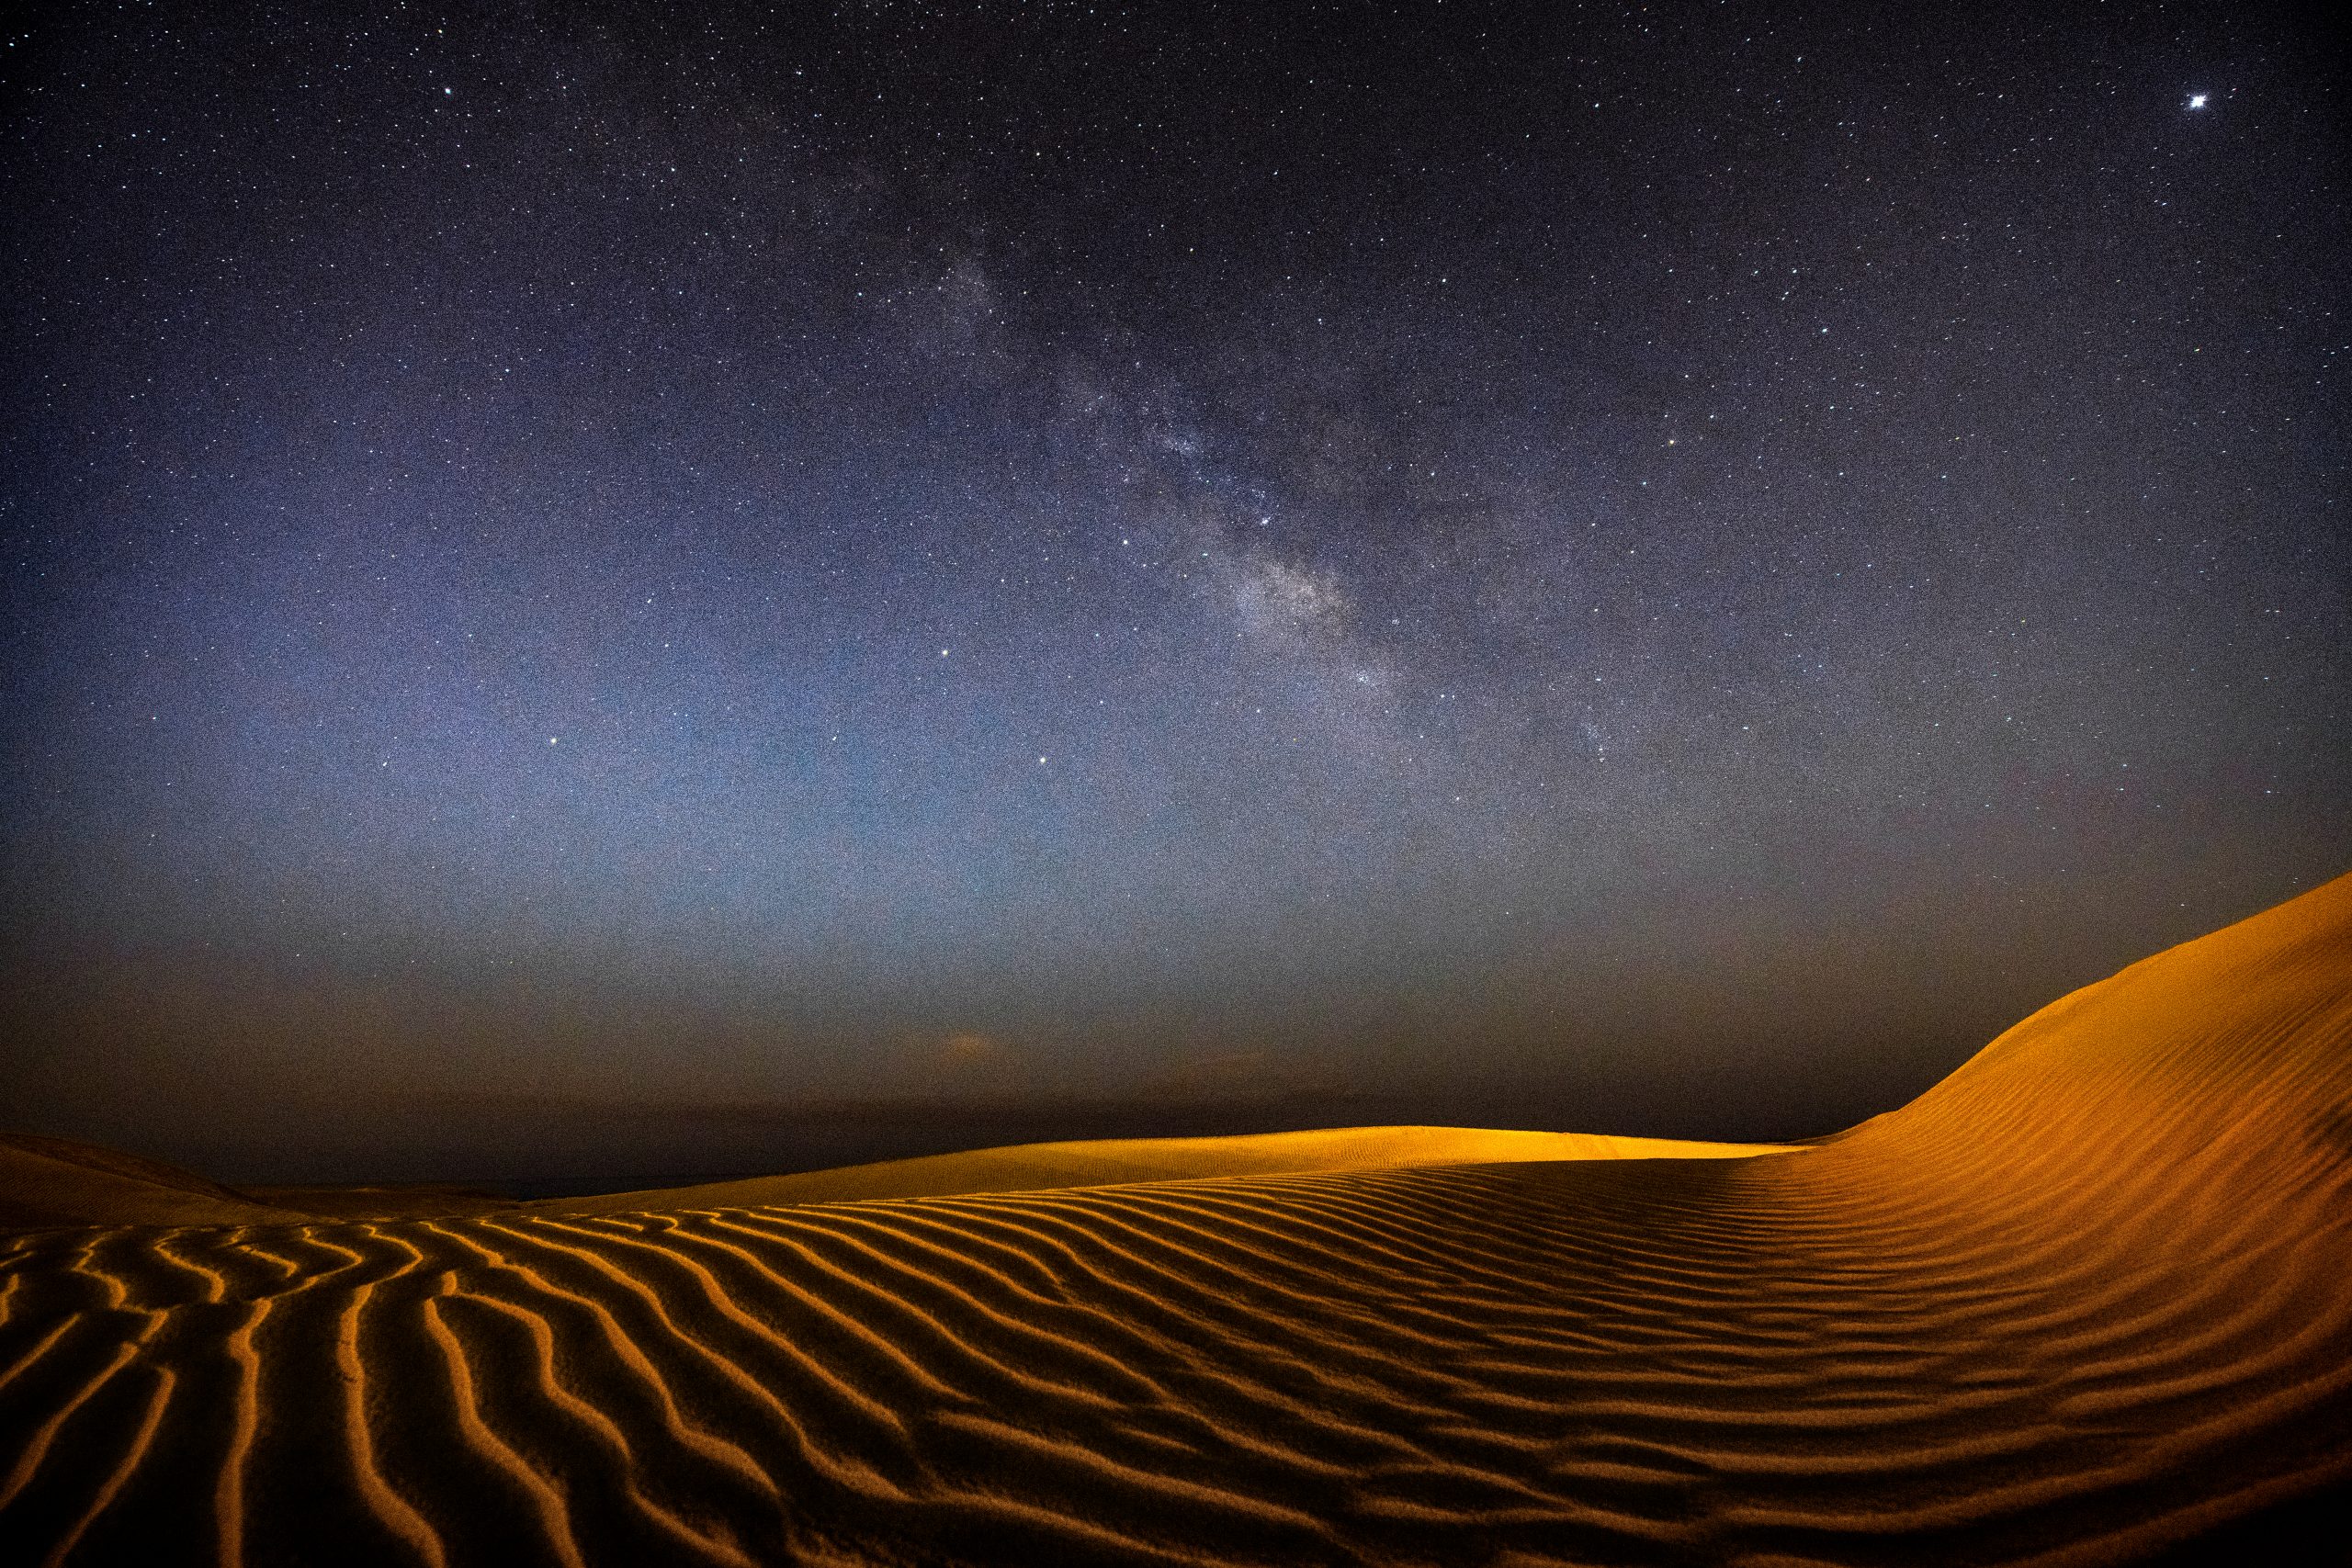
left=9, top=0, right=2346, bottom=1191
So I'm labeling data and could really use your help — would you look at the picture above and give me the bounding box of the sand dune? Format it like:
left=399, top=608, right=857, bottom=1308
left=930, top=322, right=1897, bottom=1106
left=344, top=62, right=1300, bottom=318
left=0, top=1138, right=517, bottom=1230
left=3, top=872, right=2348, bottom=1563
left=0, top=1136, right=312, bottom=1231
left=537, top=1125, right=1804, bottom=1216
left=0, top=1126, right=1797, bottom=1231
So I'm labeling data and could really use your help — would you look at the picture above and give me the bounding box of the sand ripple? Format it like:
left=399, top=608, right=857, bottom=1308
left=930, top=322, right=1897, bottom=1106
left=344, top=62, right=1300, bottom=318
left=3, top=874, right=2349, bottom=1563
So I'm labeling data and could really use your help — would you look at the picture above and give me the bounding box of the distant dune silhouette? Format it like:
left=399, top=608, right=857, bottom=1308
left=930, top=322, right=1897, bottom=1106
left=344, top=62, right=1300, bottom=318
left=3, top=871, right=2347, bottom=1563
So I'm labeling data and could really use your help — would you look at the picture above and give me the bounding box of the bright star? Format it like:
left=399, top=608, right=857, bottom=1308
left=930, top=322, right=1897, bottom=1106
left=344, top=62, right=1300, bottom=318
left=2187, top=93, right=2208, bottom=109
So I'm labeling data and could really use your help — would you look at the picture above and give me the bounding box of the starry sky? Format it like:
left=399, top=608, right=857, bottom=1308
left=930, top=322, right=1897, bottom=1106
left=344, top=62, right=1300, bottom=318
left=5, top=2, right=2348, bottom=1184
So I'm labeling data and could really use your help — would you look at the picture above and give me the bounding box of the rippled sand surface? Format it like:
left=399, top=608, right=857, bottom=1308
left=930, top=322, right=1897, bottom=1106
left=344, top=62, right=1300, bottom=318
left=4, top=874, right=2347, bottom=1564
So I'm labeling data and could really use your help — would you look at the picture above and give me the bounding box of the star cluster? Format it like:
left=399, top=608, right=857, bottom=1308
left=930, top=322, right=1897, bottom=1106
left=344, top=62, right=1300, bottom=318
left=3, top=2, right=2346, bottom=1176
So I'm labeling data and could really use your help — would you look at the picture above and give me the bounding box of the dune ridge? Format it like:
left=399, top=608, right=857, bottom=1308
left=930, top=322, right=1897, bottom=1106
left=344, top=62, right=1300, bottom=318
left=2, top=872, right=2348, bottom=1563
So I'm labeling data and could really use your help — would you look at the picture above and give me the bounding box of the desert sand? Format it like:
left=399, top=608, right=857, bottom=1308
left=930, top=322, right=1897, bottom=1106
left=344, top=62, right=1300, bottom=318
left=3, top=872, right=2348, bottom=1563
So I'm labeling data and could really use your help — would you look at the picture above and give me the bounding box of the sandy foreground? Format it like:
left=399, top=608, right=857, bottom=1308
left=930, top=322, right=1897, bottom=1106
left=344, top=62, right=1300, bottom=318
left=3, top=875, right=2348, bottom=1564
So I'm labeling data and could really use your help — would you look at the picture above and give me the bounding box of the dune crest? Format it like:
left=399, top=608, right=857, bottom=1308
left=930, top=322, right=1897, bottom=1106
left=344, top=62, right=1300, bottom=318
left=3, top=872, right=2348, bottom=1563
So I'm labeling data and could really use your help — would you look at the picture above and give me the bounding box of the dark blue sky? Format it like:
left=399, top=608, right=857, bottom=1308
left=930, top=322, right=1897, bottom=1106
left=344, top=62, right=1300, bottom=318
left=5, top=1, right=2347, bottom=1181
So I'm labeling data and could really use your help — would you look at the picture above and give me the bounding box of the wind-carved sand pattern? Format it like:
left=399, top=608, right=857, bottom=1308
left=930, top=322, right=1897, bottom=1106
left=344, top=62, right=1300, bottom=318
left=3, top=874, right=2349, bottom=1565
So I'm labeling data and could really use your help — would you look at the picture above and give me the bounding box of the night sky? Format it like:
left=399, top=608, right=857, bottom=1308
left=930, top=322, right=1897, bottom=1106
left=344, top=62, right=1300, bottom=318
left=5, top=2, right=2348, bottom=1184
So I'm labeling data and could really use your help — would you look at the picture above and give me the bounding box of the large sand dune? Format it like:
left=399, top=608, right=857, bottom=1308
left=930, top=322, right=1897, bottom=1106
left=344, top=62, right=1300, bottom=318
left=3, top=873, right=2348, bottom=1563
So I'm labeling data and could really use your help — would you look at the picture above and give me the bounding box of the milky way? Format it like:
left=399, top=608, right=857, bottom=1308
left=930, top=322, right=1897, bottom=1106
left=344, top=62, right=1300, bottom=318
left=4, top=2, right=2346, bottom=1179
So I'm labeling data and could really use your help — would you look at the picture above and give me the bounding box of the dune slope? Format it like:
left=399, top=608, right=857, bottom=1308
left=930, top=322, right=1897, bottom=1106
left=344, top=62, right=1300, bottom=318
left=3, top=872, right=2348, bottom=1564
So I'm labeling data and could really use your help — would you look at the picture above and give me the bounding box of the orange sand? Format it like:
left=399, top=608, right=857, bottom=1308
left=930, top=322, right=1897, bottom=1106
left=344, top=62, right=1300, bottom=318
left=3, top=871, right=2348, bottom=1563
left=537, top=1125, right=1804, bottom=1217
